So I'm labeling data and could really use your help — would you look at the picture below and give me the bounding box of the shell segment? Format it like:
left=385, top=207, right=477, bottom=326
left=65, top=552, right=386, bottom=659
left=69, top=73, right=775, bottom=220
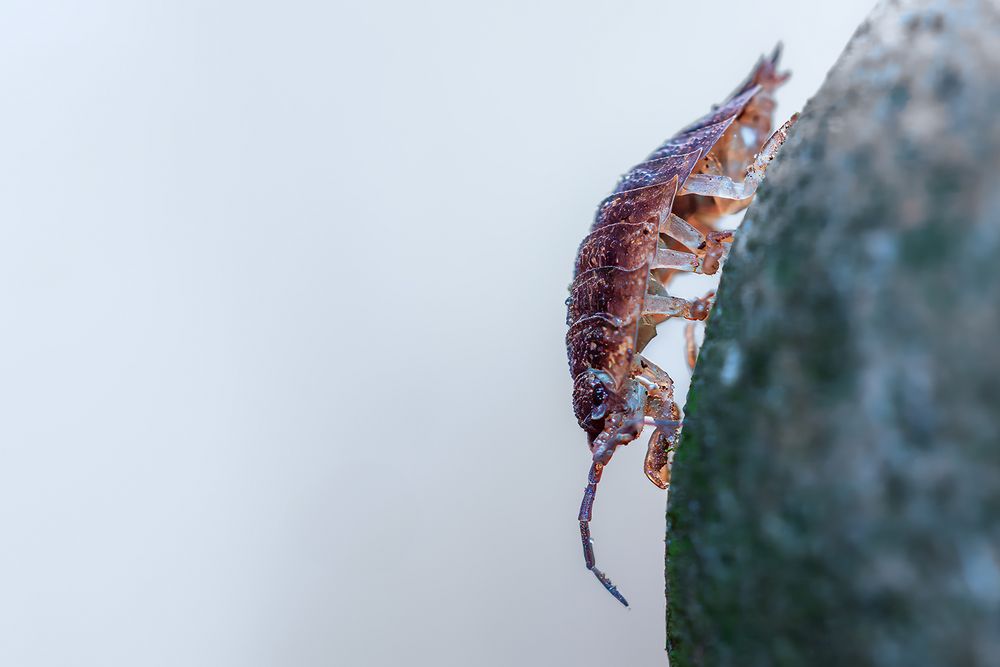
left=613, top=151, right=701, bottom=196
left=575, top=220, right=660, bottom=275
left=566, top=315, right=638, bottom=389
left=592, top=179, right=679, bottom=234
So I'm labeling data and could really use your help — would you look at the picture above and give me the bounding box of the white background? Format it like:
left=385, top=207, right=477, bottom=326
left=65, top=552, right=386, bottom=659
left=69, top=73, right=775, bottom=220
left=0, top=1, right=875, bottom=665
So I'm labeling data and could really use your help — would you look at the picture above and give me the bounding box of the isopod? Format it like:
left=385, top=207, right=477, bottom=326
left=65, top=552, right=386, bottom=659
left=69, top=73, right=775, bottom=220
left=565, top=45, right=797, bottom=606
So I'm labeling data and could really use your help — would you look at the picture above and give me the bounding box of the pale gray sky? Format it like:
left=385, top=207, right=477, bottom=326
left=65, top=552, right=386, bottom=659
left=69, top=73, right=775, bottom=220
left=0, top=1, right=875, bottom=665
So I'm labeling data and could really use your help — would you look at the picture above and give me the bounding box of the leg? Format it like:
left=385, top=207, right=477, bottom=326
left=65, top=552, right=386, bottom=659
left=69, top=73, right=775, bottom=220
left=642, top=290, right=714, bottom=322
left=662, top=212, right=705, bottom=251
left=661, top=213, right=734, bottom=275
left=642, top=263, right=725, bottom=332
left=650, top=240, right=731, bottom=276
left=639, top=271, right=680, bottom=333
left=680, top=113, right=798, bottom=200
left=685, top=322, right=700, bottom=371
left=681, top=291, right=715, bottom=371
left=650, top=247, right=700, bottom=273
left=634, top=356, right=682, bottom=489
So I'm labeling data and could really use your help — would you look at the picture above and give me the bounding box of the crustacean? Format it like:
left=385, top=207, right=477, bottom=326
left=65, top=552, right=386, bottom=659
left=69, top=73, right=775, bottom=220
left=565, top=45, right=797, bottom=606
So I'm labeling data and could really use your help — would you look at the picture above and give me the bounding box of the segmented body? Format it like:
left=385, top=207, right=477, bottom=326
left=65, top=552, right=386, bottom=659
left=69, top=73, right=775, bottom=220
left=565, top=47, right=795, bottom=606
left=567, top=84, right=759, bottom=432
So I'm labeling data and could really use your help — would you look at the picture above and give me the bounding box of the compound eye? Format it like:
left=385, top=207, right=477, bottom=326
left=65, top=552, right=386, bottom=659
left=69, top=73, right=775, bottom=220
left=573, top=369, right=617, bottom=436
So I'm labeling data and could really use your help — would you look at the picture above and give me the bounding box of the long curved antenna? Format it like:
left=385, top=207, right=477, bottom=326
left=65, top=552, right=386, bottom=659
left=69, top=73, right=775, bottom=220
left=578, top=462, right=629, bottom=607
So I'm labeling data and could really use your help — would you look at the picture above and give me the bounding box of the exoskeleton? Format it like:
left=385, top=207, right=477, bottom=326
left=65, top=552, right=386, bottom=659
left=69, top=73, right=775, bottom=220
left=565, top=46, right=796, bottom=606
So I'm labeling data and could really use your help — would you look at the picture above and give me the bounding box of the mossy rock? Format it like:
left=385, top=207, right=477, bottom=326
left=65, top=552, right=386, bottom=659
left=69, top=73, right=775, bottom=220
left=666, top=1, right=1000, bottom=665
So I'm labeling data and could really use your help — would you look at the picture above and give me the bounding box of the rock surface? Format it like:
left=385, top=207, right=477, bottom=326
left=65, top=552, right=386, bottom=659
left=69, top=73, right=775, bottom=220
left=666, top=1, right=1000, bottom=665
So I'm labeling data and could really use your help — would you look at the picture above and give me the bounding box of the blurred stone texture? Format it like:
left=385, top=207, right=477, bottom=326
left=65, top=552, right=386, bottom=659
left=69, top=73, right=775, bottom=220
left=666, top=1, right=1000, bottom=664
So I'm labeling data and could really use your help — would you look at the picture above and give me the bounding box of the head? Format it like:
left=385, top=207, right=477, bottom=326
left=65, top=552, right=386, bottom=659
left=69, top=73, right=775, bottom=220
left=572, top=369, right=617, bottom=438
left=573, top=370, right=648, bottom=464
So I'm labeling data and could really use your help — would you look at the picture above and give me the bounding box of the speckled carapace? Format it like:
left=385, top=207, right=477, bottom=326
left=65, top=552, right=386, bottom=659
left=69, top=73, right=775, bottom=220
left=566, top=46, right=796, bottom=606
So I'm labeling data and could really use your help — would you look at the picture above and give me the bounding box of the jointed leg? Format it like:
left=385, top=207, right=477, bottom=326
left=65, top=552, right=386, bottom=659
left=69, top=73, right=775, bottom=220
left=639, top=271, right=679, bottom=330
left=680, top=113, right=798, bottom=200
left=650, top=236, right=732, bottom=276
left=634, top=357, right=682, bottom=489
left=660, top=213, right=734, bottom=275
left=662, top=212, right=704, bottom=250
left=642, top=290, right=714, bottom=322
left=685, top=322, right=699, bottom=371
